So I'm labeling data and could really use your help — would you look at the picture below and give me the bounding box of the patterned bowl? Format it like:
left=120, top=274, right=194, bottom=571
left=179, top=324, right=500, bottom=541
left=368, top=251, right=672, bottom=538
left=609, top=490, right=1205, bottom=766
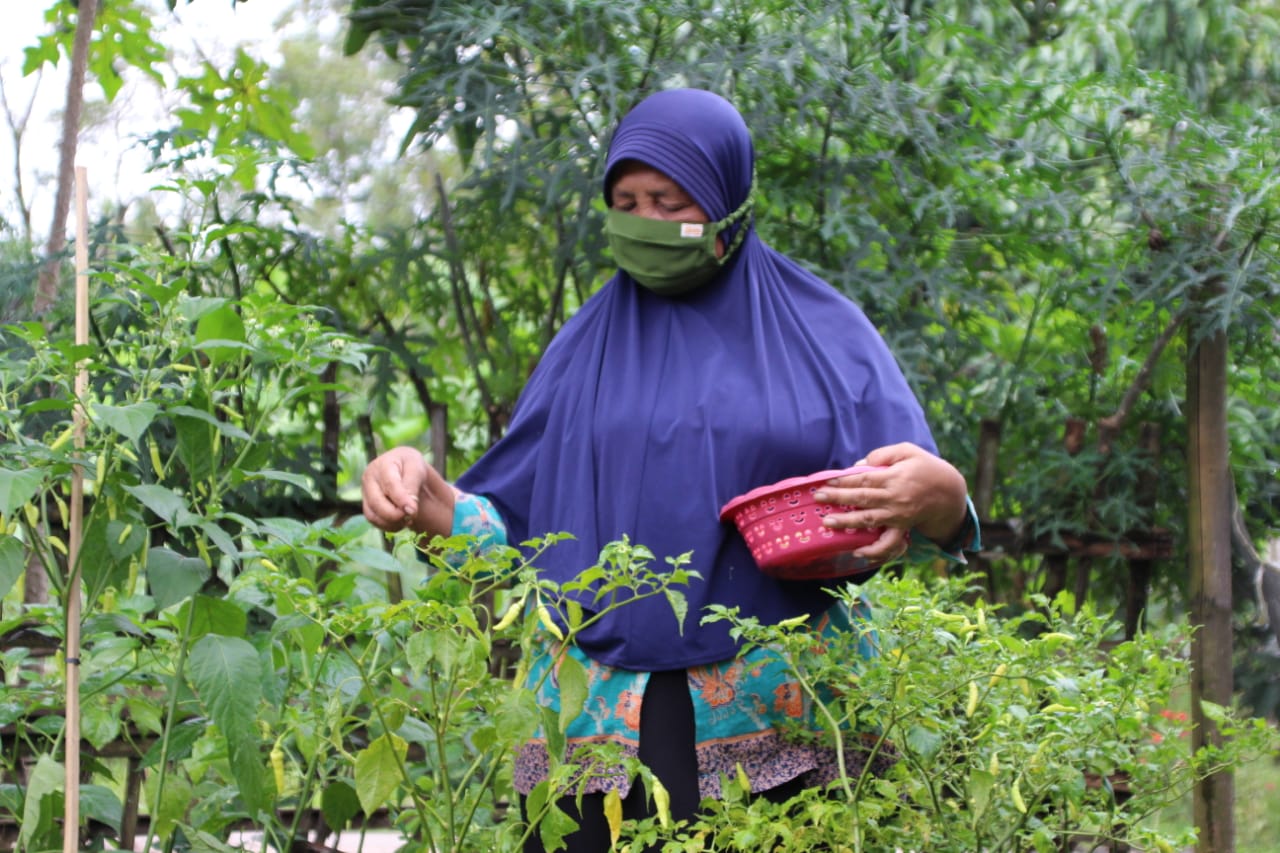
left=719, top=465, right=885, bottom=581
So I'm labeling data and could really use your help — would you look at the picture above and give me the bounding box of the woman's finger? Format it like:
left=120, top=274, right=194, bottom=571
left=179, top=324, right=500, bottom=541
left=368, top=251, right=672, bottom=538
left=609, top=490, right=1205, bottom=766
left=851, top=526, right=909, bottom=561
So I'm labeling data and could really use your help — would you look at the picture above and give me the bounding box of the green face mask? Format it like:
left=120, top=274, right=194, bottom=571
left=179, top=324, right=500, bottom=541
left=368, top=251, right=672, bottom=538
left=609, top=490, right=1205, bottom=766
left=604, top=190, right=753, bottom=296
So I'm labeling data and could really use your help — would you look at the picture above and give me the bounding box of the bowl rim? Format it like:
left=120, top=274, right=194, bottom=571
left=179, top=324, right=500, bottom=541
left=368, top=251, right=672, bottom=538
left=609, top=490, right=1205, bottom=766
left=718, top=464, right=883, bottom=522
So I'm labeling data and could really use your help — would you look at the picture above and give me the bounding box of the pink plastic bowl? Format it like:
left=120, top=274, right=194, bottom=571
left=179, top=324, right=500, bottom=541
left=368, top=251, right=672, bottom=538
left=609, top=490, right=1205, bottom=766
left=719, top=465, right=885, bottom=581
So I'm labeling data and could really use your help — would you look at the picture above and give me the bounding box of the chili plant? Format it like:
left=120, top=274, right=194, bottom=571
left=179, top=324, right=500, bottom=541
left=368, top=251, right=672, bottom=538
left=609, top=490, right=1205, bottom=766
left=663, top=575, right=1278, bottom=853
left=0, top=249, right=370, bottom=850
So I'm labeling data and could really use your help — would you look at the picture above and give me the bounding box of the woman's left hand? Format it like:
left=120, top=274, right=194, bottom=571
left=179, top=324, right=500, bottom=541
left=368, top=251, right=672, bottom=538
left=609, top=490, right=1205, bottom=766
left=812, top=442, right=969, bottom=563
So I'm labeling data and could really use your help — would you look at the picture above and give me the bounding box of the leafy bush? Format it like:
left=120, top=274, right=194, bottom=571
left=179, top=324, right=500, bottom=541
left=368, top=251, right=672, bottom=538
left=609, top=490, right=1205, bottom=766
left=0, top=249, right=373, bottom=849
left=623, top=575, right=1278, bottom=853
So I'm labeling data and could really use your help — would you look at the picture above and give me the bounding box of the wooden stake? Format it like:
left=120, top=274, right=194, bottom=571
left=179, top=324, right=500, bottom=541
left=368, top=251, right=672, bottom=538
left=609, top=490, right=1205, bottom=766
left=1188, top=314, right=1234, bottom=853
left=63, top=165, right=89, bottom=853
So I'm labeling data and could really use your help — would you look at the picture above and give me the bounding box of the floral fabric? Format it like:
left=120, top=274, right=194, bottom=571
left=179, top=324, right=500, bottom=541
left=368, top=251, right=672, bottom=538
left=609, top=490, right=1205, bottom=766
left=512, top=601, right=892, bottom=800
left=450, top=493, right=979, bottom=799
left=450, top=489, right=508, bottom=548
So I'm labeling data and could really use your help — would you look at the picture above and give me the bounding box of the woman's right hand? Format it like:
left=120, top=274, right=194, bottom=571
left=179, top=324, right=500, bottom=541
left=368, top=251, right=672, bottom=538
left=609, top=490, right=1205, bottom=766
left=361, top=446, right=456, bottom=536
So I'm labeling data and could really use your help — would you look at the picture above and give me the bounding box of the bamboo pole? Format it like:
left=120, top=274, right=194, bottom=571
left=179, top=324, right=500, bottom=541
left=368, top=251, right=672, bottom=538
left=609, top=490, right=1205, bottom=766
left=63, top=165, right=89, bottom=853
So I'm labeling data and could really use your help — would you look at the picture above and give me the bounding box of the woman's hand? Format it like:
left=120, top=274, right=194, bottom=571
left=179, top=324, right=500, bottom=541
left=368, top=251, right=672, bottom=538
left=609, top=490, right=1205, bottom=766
left=361, top=446, right=456, bottom=536
left=812, top=442, right=969, bottom=562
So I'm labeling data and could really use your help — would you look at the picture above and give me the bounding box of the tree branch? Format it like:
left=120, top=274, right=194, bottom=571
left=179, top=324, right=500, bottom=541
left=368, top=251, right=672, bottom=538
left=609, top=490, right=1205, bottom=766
left=0, top=64, right=41, bottom=242
left=33, top=0, right=99, bottom=317
left=433, top=172, right=495, bottom=416
left=1097, top=306, right=1187, bottom=436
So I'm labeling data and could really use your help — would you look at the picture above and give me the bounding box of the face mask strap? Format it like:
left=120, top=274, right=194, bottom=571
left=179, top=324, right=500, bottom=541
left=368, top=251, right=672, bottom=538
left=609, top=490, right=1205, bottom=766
left=715, top=171, right=756, bottom=260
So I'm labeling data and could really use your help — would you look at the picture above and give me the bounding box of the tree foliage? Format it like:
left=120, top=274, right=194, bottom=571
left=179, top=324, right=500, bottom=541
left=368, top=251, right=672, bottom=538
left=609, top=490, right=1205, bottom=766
left=343, top=0, right=1279, bottom=593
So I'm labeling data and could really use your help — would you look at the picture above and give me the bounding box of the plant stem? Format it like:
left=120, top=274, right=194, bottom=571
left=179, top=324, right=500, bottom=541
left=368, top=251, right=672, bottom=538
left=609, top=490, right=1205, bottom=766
left=141, top=596, right=198, bottom=853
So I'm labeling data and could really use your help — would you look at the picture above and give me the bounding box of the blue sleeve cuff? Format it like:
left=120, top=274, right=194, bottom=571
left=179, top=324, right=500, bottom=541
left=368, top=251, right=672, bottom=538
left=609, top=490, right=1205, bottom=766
left=909, top=495, right=981, bottom=564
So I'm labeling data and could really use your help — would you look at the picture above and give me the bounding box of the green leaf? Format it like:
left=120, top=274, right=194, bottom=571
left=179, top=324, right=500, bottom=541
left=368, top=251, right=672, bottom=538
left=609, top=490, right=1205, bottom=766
left=199, top=520, right=239, bottom=558
left=0, top=535, right=24, bottom=600
left=1200, top=700, right=1229, bottom=724
left=540, top=705, right=564, bottom=765
left=0, top=469, right=42, bottom=517
left=172, top=408, right=216, bottom=484
left=21, top=398, right=72, bottom=416
left=494, top=686, right=542, bottom=743
left=404, top=631, right=432, bottom=678
left=106, top=517, right=146, bottom=560
left=125, top=697, right=164, bottom=738
left=664, top=588, right=689, bottom=635
left=524, top=781, right=550, bottom=842
left=141, top=718, right=206, bottom=769
left=80, top=513, right=141, bottom=593
left=241, top=469, right=315, bottom=494
left=187, top=829, right=240, bottom=853
left=904, top=724, right=944, bottom=761
left=148, top=547, right=210, bottom=610
left=273, top=613, right=324, bottom=656
left=81, top=701, right=122, bottom=750
left=95, top=402, right=159, bottom=445
left=539, top=799, right=580, bottom=853
left=179, top=296, right=228, bottom=324
left=191, top=296, right=242, bottom=334
left=967, top=768, right=995, bottom=817
left=321, top=779, right=361, bottom=832
left=188, top=634, right=268, bottom=813
left=321, top=572, right=359, bottom=605
left=354, top=733, right=408, bottom=816
left=556, top=653, right=589, bottom=735
left=22, top=39, right=59, bottom=77
left=180, top=594, right=248, bottom=640
left=142, top=769, right=192, bottom=836
left=194, top=303, right=247, bottom=367
left=19, top=754, right=61, bottom=850
left=83, top=611, right=144, bottom=637
left=79, top=784, right=123, bottom=832
left=125, top=484, right=196, bottom=527
left=0, top=782, right=20, bottom=814
left=171, top=404, right=252, bottom=440
left=347, top=545, right=407, bottom=575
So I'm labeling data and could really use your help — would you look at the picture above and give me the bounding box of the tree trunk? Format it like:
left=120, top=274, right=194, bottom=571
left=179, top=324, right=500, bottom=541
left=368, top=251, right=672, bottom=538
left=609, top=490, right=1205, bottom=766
left=1125, top=423, right=1162, bottom=639
left=973, top=418, right=1000, bottom=598
left=1041, top=552, right=1069, bottom=604
left=32, top=0, right=99, bottom=317
left=429, top=402, right=449, bottom=478
left=1187, top=323, right=1234, bottom=853
left=1071, top=556, right=1091, bottom=605
left=321, top=361, right=341, bottom=499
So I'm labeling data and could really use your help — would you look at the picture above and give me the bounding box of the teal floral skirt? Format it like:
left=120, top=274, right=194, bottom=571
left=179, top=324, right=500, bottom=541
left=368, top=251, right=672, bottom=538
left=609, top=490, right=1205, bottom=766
left=514, top=599, right=893, bottom=800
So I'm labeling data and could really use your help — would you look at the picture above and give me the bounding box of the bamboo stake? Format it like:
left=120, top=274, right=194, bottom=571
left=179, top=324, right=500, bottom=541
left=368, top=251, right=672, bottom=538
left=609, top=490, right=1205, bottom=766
left=63, top=165, right=89, bottom=853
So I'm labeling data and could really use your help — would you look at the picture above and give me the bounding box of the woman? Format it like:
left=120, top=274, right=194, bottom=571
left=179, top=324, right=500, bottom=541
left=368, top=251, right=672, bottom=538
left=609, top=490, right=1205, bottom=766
left=362, top=88, right=977, bottom=850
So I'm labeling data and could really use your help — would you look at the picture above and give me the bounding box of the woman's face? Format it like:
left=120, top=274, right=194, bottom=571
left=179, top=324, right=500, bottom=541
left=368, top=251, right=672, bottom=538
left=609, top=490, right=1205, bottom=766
left=608, top=161, right=724, bottom=257
left=609, top=161, right=709, bottom=222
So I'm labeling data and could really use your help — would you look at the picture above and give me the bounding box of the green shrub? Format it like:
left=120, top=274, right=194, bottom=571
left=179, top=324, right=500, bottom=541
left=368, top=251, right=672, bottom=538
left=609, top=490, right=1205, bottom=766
left=628, top=575, right=1278, bottom=853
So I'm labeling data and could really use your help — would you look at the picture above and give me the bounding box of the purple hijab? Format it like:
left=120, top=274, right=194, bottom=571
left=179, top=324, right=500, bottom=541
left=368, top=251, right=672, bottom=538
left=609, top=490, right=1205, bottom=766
left=457, top=89, right=937, bottom=670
